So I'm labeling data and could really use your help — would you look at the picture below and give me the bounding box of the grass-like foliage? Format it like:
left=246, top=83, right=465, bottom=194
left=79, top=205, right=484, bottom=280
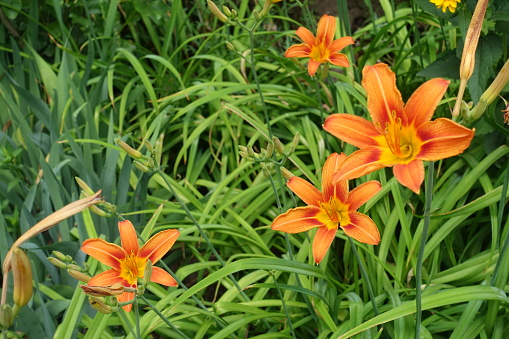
left=1, top=0, right=509, bottom=338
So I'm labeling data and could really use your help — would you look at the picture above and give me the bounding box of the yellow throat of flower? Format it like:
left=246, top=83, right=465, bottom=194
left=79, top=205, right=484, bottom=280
left=376, top=111, right=421, bottom=164
left=310, top=42, right=330, bottom=63
left=119, top=252, right=147, bottom=285
left=317, top=197, right=350, bottom=230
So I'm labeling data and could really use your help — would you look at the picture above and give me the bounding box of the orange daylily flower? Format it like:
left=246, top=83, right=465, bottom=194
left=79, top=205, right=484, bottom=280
left=81, top=220, right=179, bottom=312
left=271, top=153, right=381, bottom=264
left=285, top=14, right=354, bottom=76
left=323, top=63, right=475, bottom=194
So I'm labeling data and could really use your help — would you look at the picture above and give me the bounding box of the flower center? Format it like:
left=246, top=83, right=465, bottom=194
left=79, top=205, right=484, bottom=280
left=375, top=111, right=420, bottom=164
left=316, top=196, right=350, bottom=230
left=310, top=42, right=330, bottom=62
left=119, top=252, right=146, bottom=285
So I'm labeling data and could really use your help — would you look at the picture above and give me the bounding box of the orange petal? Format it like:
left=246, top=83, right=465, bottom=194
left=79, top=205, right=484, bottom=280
left=404, top=78, right=449, bottom=127
left=81, top=238, right=125, bottom=270
left=321, top=153, right=348, bottom=202
left=151, top=266, right=178, bottom=287
left=416, top=118, right=475, bottom=161
left=285, top=44, right=311, bottom=58
left=347, top=180, right=382, bottom=211
left=324, top=113, right=381, bottom=148
left=308, top=60, right=321, bottom=76
left=329, top=36, right=354, bottom=52
left=295, top=27, right=316, bottom=46
left=88, top=269, right=124, bottom=286
left=287, top=177, right=322, bottom=207
left=118, top=220, right=139, bottom=254
left=139, top=229, right=180, bottom=264
left=271, top=206, right=323, bottom=233
left=362, top=63, right=405, bottom=127
left=329, top=53, right=350, bottom=68
left=334, top=147, right=387, bottom=182
left=313, top=226, right=337, bottom=264
left=393, top=160, right=424, bottom=194
left=316, top=15, right=335, bottom=46
left=118, top=291, right=135, bottom=312
left=342, top=211, right=380, bottom=245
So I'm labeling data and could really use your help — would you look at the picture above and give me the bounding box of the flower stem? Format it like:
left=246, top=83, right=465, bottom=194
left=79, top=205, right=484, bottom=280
left=140, top=295, right=191, bottom=339
left=415, top=161, right=434, bottom=339
left=134, top=297, right=141, bottom=339
left=348, top=237, right=379, bottom=316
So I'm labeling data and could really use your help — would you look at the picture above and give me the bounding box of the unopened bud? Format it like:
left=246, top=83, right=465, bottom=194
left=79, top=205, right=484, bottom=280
left=259, top=0, right=272, bottom=18
left=88, top=297, right=119, bottom=314
left=280, top=167, right=295, bottom=181
left=231, top=9, right=238, bottom=19
left=0, top=304, right=13, bottom=329
left=239, top=151, right=250, bottom=159
left=12, top=249, right=33, bottom=307
left=207, top=0, right=228, bottom=23
left=67, top=264, right=82, bottom=271
left=47, top=257, right=68, bottom=269
left=247, top=146, right=256, bottom=158
left=89, top=205, right=111, bottom=217
left=52, top=251, right=68, bottom=262
left=225, top=41, right=236, bottom=51
left=134, top=161, right=150, bottom=173
left=68, top=269, right=92, bottom=283
left=222, top=6, right=232, bottom=17
left=75, top=177, right=95, bottom=197
left=144, top=140, right=154, bottom=153
left=265, top=142, right=274, bottom=158
left=82, top=283, right=125, bottom=297
left=142, top=260, right=153, bottom=288
left=273, top=137, right=285, bottom=154
left=116, top=139, right=143, bottom=159
left=291, top=133, right=300, bottom=153
left=253, top=10, right=260, bottom=21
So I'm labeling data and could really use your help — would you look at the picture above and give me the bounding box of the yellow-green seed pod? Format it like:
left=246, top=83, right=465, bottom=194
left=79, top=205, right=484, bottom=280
left=0, top=304, right=13, bottom=329
left=11, top=249, right=33, bottom=307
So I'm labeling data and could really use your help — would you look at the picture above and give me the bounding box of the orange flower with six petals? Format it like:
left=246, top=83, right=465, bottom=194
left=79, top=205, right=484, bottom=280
left=323, top=63, right=475, bottom=194
left=285, top=14, right=354, bottom=76
left=81, top=220, right=179, bottom=312
left=271, top=153, right=381, bottom=264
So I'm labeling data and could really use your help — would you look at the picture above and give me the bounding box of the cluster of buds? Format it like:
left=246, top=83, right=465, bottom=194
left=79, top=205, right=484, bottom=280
left=239, top=134, right=299, bottom=177
left=75, top=177, right=116, bottom=217
left=116, top=137, right=162, bottom=174
left=1, top=249, right=33, bottom=330
left=207, top=1, right=237, bottom=23
left=48, top=251, right=92, bottom=283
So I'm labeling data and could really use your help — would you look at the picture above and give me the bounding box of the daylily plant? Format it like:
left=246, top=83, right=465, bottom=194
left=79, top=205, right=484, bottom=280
left=285, top=14, right=354, bottom=76
left=324, top=63, right=475, bottom=193
left=81, top=220, right=179, bottom=311
left=271, top=153, right=381, bottom=264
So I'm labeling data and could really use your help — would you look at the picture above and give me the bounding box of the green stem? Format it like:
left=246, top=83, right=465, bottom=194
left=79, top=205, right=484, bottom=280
left=348, top=237, right=379, bottom=316
left=134, top=297, right=141, bottom=339
left=415, top=161, right=434, bottom=339
left=139, top=295, right=191, bottom=339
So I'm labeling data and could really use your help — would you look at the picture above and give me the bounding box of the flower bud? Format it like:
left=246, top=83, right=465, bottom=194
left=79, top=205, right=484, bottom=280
left=0, top=304, right=13, bottom=329
left=265, top=141, right=274, bottom=158
left=273, top=137, right=285, bottom=154
left=88, top=297, right=119, bottom=314
left=247, top=146, right=256, bottom=158
left=116, top=139, right=143, bottom=159
left=67, top=269, right=92, bottom=283
left=134, top=161, right=150, bottom=173
left=89, top=205, right=111, bottom=217
left=207, top=0, right=228, bottom=23
left=144, top=140, right=154, bottom=153
left=11, top=249, right=33, bottom=307
left=222, top=6, right=232, bottom=17
left=75, top=177, right=95, bottom=197
left=142, top=260, right=153, bottom=288
left=280, top=167, right=295, bottom=181
left=259, top=0, right=273, bottom=18
left=47, top=257, right=68, bottom=269
left=225, top=41, right=236, bottom=51
left=81, top=283, right=125, bottom=297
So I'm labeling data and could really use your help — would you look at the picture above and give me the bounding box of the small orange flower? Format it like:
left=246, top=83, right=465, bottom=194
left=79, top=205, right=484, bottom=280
left=323, top=63, right=475, bottom=194
left=285, top=14, right=354, bottom=76
left=271, top=153, right=381, bottom=264
left=81, top=220, right=179, bottom=312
